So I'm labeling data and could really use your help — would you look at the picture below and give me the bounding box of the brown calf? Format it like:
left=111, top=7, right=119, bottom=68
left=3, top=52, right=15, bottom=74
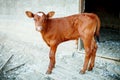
left=25, top=11, right=100, bottom=74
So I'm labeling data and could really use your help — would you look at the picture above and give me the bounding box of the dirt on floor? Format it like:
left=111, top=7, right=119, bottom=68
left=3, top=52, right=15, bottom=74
left=0, top=20, right=120, bottom=80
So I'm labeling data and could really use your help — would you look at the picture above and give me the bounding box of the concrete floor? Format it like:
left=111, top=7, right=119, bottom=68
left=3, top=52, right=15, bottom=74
left=0, top=19, right=120, bottom=80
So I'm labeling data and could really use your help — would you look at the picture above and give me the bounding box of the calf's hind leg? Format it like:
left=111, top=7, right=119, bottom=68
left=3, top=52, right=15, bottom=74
left=80, top=38, right=92, bottom=74
left=88, top=38, right=97, bottom=71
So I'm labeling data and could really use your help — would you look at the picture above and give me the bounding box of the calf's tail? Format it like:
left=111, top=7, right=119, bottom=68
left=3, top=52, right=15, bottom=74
left=95, top=14, right=101, bottom=42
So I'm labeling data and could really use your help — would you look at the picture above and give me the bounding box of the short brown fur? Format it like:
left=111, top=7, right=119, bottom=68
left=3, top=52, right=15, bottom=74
left=25, top=11, right=100, bottom=74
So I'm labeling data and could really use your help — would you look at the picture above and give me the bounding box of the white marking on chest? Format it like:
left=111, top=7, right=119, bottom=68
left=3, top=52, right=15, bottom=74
left=37, top=13, right=43, bottom=17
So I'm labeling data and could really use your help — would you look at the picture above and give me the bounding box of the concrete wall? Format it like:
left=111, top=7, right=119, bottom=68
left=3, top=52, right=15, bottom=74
left=0, top=0, right=83, bottom=50
left=0, top=0, right=80, bottom=19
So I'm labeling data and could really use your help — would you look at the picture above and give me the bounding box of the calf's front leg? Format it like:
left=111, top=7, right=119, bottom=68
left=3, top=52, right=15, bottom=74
left=46, top=46, right=57, bottom=74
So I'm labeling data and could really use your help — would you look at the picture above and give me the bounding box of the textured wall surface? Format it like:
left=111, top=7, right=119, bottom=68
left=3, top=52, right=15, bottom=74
left=0, top=0, right=79, bottom=19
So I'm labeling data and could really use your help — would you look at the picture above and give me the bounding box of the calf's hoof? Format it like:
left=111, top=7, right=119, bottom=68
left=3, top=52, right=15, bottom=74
left=79, top=70, right=85, bottom=74
left=46, top=70, right=52, bottom=74
left=88, top=67, right=93, bottom=71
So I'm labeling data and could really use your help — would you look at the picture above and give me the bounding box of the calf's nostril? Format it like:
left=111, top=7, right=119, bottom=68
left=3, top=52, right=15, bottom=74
left=36, top=26, right=42, bottom=31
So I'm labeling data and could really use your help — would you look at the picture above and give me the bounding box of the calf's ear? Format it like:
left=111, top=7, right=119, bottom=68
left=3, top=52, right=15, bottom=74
left=47, top=11, right=55, bottom=18
left=25, top=11, right=34, bottom=18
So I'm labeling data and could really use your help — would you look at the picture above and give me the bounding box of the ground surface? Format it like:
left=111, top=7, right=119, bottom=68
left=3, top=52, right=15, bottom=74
left=0, top=19, right=120, bottom=80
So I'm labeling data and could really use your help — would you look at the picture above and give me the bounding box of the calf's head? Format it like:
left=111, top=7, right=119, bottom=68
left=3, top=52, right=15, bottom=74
left=25, top=11, right=55, bottom=32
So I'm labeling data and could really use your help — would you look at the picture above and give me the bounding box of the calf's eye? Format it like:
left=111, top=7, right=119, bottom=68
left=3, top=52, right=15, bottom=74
left=33, top=19, right=37, bottom=21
